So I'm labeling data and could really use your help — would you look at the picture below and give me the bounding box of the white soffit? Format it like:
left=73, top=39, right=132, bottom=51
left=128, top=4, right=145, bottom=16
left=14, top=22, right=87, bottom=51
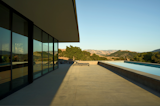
left=2, top=0, right=79, bottom=42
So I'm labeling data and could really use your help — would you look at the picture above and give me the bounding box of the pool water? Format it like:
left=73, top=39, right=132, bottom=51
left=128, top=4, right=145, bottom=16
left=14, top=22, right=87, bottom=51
left=104, top=61, right=160, bottom=76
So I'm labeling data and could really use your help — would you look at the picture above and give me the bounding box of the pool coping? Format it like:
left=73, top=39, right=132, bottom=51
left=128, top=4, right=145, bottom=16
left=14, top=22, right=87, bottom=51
left=98, top=61, right=160, bottom=93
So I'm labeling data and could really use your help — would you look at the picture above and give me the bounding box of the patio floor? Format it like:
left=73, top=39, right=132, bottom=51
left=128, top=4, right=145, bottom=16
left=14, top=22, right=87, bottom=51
left=0, top=64, right=160, bottom=106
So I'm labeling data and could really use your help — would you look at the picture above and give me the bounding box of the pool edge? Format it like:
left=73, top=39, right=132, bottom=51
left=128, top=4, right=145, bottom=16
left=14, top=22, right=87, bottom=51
left=98, top=61, right=160, bottom=93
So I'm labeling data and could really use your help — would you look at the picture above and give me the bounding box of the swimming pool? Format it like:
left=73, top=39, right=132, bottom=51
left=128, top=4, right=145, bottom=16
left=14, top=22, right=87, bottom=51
left=103, top=61, right=160, bottom=76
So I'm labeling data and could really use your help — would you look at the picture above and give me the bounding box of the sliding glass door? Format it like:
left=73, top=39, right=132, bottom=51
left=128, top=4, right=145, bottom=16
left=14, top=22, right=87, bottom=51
left=54, top=39, right=58, bottom=69
left=49, top=36, right=53, bottom=71
left=33, top=26, right=42, bottom=79
left=12, top=13, right=29, bottom=89
left=0, top=4, right=11, bottom=96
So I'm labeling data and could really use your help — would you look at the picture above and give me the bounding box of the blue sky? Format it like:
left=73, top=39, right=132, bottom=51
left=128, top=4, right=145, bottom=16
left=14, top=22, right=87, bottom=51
left=59, top=0, right=160, bottom=52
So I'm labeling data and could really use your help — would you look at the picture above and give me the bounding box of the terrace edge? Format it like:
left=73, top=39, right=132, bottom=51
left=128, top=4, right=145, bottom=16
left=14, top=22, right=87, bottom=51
left=98, top=61, right=160, bottom=93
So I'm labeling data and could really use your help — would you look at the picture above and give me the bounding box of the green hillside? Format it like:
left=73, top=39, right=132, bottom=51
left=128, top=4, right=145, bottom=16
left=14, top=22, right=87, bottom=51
left=108, top=50, right=138, bottom=59
left=108, top=50, right=160, bottom=64
left=132, top=52, right=160, bottom=63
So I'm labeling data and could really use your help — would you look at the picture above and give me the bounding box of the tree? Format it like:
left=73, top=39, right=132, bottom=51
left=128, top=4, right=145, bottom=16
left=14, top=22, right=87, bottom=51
left=58, top=49, right=62, bottom=54
left=143, top=52, right=152, bottom=62
left=82, top=51, right=91, bottom=56
left=91, top=53, right=100, bottom=60
left=65, top=45, right=83, bottom=60
left=151, top=52, right=160, bottom=63
left=132, top=52, right=160, bottom=64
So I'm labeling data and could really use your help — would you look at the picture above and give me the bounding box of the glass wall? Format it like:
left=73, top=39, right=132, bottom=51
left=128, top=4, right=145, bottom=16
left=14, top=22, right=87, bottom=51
left=54, top=39, right=58, bottom=69
left=0, top=3, right=29, bottom=97
left=0, top=4, right=11, bottom=96
left=49, top=36, right=53, bottom=71
left=33, top=26, right=42, bottom=79
left=12, top=13, right=28, bottom=89
left=42, top=32, right=49, bottom=74
left=33, top=26, right=55, bottom=78
left=0, top=2, right=59, bottom=98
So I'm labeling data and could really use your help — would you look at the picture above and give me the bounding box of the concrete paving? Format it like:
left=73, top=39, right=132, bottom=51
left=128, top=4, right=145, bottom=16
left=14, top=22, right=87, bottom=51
left=0, top=64, right=72, bottom=105
left=0, top=64, right=160, bottom=106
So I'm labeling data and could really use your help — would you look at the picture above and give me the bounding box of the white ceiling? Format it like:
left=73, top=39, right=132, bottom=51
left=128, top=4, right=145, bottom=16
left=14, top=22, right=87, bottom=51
left=2, top=0, right=79, bottom=42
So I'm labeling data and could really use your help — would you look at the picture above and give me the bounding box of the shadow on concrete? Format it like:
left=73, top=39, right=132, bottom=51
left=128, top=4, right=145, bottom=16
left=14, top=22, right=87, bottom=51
left=99, top=64, right=160, bottom=98
left=0, top=64, right=72, bottom=105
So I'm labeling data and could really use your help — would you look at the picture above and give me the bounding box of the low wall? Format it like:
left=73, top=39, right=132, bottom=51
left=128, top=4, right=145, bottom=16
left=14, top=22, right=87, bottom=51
left=98, top=61, right=160, bottom=93
left=75, top=61, right=98, bottom=65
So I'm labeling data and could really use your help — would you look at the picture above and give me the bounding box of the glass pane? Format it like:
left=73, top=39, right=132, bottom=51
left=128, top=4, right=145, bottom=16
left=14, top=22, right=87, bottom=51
left=12, top=13, right=28, bottom=89
left=49, top=36, right=53, bottom=71
left=0, top=4, right=10, bottom=30
left=54, top=39, right=58, bottom=69
left=42, top=32, right=48, bottom=74
left=0, top=4, right=11, bottom=96
left=33, top=26, right=42, bottom=79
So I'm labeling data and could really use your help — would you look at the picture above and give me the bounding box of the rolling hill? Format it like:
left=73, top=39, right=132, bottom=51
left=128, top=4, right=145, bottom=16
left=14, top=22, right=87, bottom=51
left=84, top=49, right=118, bottom=56
left=152, top=49, right=160, bottom=52
left=108, top=50, right=138, bottom=59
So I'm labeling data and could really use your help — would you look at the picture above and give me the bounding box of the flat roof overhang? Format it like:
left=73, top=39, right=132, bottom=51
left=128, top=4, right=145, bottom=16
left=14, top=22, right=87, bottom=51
left=2, top=0, right=79, bottom=42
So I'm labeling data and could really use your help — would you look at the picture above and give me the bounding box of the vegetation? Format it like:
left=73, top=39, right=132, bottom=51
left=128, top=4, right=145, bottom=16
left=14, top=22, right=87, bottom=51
left=108, top=50, right=137, bottom=59
left=58, top=45, right=160, bottom=64
left=58, top=45, right=107, bottom=60
left=33, top=47, right=160, bottom=64
left=131, top=52, right=160, bottom=63
left=106, top=50, right=160, bottom=64
left=0, top=55, right=10, bottom=63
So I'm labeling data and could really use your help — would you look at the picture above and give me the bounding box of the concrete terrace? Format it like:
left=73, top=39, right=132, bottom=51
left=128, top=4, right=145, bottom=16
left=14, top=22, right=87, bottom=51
left=0, top=64, right=160, bottom=106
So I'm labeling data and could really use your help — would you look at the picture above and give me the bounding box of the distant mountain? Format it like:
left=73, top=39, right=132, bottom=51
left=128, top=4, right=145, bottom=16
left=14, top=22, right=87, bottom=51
left=152, top=49, right=160, bottom=52
left=108, top=50, right=138, bottom=59
left=84, top=49, right=118, bottom=56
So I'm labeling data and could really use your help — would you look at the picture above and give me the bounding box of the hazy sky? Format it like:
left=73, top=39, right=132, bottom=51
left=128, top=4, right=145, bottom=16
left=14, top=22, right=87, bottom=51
left=59, top=0, right=160, bottom=52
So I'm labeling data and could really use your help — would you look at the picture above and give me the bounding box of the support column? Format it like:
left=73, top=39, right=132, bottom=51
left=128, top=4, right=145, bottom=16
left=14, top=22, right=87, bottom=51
left=28, top=21, right=33, bottom=83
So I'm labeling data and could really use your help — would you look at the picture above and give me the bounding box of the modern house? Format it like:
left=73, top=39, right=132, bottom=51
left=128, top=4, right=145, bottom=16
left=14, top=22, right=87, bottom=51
left=0, top=0, right=79, bottom=99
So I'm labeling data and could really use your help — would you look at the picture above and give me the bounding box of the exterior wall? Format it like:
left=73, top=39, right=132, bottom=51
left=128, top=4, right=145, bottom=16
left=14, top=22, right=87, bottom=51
left=0, top=2, right=59, bottom=99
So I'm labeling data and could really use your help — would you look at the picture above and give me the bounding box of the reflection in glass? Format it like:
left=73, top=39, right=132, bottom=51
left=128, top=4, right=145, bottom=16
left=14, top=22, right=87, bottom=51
left=0, top=28, right=11, bottom=96
left=42, top=32, right=49, bottom=74
left=49, top=36, right=53, bottom=71
left=12, top=13, right=28, bottom=89
left=54, top=39, right=58, bottom=69
left=0, top=4, right=11, bottom=96
left=33, top=26, right=42, bottom=79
